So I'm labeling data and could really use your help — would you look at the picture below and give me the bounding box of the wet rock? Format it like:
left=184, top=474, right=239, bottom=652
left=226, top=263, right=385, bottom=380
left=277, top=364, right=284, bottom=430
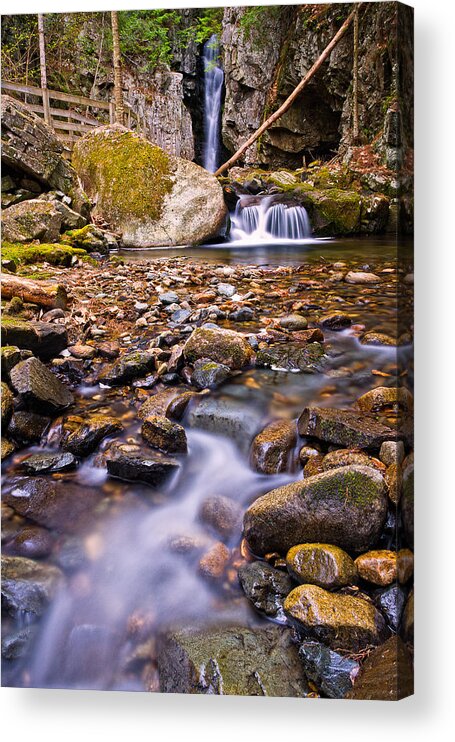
left=250, top=419, right=296, bottom=474
left=401, top=460, right=414, bottom=547
left=360, top=332, right=396, bottom=346
left=97, top=341, right=120, bottom=360
left=40, top=308, right=65, bottom=322
left=157, top=625, right=308, bottom=696
left=5, top=525, right=54, bottom=559
left=1, top=345, right=22, bottom=377
left=380, top=440, right=405, bottom=467
left=21, top=451, right=77, bottom=474
left=1, top=381, right=13, bottom=425
left=303, top=454, right=324, bottom=477
left=10, top=357, right=74, bottom=413
left=320, top=313, right=352, bottom=330
left=345, top=271, right=380, bottom=284
left=298, top=641, right=359, bottom=699
left=346, top=637, right=413, bottom=700
left=397, top=548, right=414, bottom=584
left=238, top=561, right=294, bottom=622
left=298, top=445, right=321, bottom=466
left=401, top=589, right=414, bottom=642
left=99, top=350, right=155, bottom=385
left=7, top=410, right=50, bottom=443
left=184, top=327, right=254, bottom=369
left=1, top=319, right=68, bottom=360
left=298, top=406, right=400, bottom=449
left=244, top=466, right=387, bottom=556
left=384, top=462, right=402, bottom=505
left=139, top=389, right=180, bottom=420
left=198, top=495, right=242, bottom=541
left=61, top=414, right=122, bottom=456
left=284, top=584, right=388, bottom=651
left=3, top=477, right=102, bottom=533
left=1, top=437, right=15, bottom=461
left=67, top=343, right=96, bottom=360
left=198, top=542, right=230, bottom=580
left=355, top=550, right=397, bottom=586
left=229, top=307, right=254, bottom=322
left=286, top=544, right=358, bottom=589
left=191, top=359, right=230, bottom=390
left=166, top=391, right=201, bottom=420
left=1, top=625, right=37, bottom=661
left=141, top=415, right=187, bottom=454
left=357, top=386, right=413, bottom=413
left=322, top=448, right=377, bottom=471
left=187, top=396, right=263, bottom=454
left=53, top=535, right=87, bottom=573
left=106, top=443, right=179, bottom=486
left=256, top=342, right=326, bottom=373
left=1, top=555, right=64, bottom=617
left=2, top=198, right=62, bottom=242
left=373, top=584, right=406, bottom=632
left=159, top=291, right=179, bottom=305
left=279, top=314, right=308, bottom=330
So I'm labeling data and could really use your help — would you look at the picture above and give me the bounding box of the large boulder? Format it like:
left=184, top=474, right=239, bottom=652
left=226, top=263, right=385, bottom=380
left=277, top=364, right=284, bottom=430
left=1, top=199, right=62, bottom=243
left=1, top=95, right=89, bottom=216
left=184, top=327, right=254, bottom=369
left=72, top=125, right=227, bottom=247
left=243, top=465, right=388, bottom=556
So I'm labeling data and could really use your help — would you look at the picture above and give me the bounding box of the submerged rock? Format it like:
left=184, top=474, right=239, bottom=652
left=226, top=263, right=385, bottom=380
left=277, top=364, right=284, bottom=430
left=61, top=414, right=122, bottom=456
left=141, top=414, right=187, bottom=454
left=297, top=406, right=400, bottom=449
left=5, top=525, right=54, bottom=559
left=198, top=495, right=242, bottom=541
left=238, top=561, right=294, bottom=623
left=256, top=342, right=326, bottom=373
left=346, top=636, right=413, bottom=700
left=1, top=555, right=64, bottom=617
left=1, top=625, right=38, bottom=661
left=286, top=543, right=358, bottom=589
left=279, top=313, right=308, bottom=330
left=10, top=357, right=74, bottom=413
left=157, top=625, right=309, bottom=696
left=284, top=584, right=388, bottom=651
left=243, top=466, right=387, bottom=556
left=198, top=542, right=230, bottom=580
left=21, top=451, right=76, bottom=474
left=184, top=327, right=254, bottom=369
left=106, top=443, right=179, bottom=486
left=250, top=419, right=296, bottom=474
left=191, top=360, right=230, bottom=390
left=187, top=396, right=263, bottom=453
left=298, top=641, right=359, bottom=699
left=345, top=271, right=380, bottom=284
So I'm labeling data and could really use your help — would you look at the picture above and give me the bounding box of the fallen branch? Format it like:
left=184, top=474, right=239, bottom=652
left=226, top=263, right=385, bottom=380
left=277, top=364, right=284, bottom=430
left=215, top=4, right=362, bottom=176
left=1, top=273, right=68, bottom=309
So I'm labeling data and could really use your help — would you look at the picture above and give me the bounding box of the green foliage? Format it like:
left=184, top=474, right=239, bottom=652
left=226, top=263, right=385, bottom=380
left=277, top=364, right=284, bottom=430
left=116, top=10, right=181, bottom=71
left=239, top=6, right=283, bottom=40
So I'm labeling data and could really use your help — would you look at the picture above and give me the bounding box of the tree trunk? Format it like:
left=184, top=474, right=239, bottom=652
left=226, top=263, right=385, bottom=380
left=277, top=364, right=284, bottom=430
left=1, top=273, right=68, bottom=309
left=111, top=11, right=124, bottom=126
left=215, top=4, right=361, bottom=176
left=352, top=4, right=360, bottom=143
left=37, top=13, right=51, bottom=127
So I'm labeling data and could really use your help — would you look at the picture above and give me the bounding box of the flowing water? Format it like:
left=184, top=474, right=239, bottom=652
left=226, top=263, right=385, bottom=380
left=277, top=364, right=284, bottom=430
left=202, top=34, right=224, bottom=173
left=229, top=195, right=312, bottom=244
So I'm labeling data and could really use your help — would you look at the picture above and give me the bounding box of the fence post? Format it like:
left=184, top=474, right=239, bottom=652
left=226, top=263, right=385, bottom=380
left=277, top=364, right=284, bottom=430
left=41, top=88, right=52, bottom=128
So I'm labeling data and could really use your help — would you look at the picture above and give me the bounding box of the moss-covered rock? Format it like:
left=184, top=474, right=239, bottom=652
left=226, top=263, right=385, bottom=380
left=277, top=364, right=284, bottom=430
left=60, top=224, right=112, bottom=254
left=286, top=544, right=358, bottom=589
left=1, top=241, right=88, bottom=268
left=300, top=189, right=362, bottom=235
left=297, top=406, right=401, bottom=449
left=2, top=199, right=62, bottom=243
left=72, top=125, right=226, bottom=247
left=184, top=327, right=254, bottom=369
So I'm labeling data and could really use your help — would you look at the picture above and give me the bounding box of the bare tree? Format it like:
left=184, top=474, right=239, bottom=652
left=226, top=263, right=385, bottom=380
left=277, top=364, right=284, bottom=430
left=111, top=11, right=124, bottom=125
left=37, top=13, right=51, bottom=127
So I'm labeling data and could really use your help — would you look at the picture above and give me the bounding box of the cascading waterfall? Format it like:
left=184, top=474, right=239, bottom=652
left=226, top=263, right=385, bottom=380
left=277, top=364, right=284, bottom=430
left=229, top=195, right=312, bottom=243
left=202, top=34, right=224, bottom=173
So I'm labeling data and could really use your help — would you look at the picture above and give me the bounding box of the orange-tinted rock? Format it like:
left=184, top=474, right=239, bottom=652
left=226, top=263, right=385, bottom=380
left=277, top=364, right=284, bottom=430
left=355, top=550, right=397, bottom=586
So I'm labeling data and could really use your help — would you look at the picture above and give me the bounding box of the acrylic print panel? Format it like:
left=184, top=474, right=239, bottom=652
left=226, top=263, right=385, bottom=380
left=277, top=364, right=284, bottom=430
left=0, top=2, right=413, bottom=699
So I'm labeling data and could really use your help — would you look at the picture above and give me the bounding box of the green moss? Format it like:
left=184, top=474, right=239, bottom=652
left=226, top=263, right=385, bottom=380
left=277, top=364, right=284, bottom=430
left=301, top=189, right=362, bottom=235
left=1, top=241, right=89, bottom=268
left=72, top=128, right=173, bottom=223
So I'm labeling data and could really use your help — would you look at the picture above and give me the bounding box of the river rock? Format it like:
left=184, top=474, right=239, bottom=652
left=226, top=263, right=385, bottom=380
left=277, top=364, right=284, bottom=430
left=139, top=389, right=180, bottom=420
left=284, top=584, right=388, bottom=651
left=345, top=271, right=380, bottom=284
left=184, top=327, right=254, bottom=369
left=198, top=542, right=230, bottom=580
left=61, top=414, right=122, bottom=456
left=7, top=410, right=50, bottom=443
left=1, top=437, right=15, bottom=460
left=346, top=636, right=413, bottom=700
left=1, top=555, right=64, bottom=617
left=238, top=561, right=294, bottom=623
left=380, top=440, right=405, bottom=466
left=98, top=349, right=155, bottom=385
left=166, top=391, right=201, bottom=420
left=141, top=415, right=187, bottom=454
left=191, top=359, right=230, bottom=390
left=401, top=589, right=414, bottom=642
left=229, top=306, right=254, bottom=322
left=6, top=525, right=54, bottom=559
left=250, top=419, right=296, bottom=474
left=373, top=584, right=406, bottom=632
left=217, top=282, right=236, bottom=297
left=21, top=451, right=77, bottom=474
left=384, top=462, right=402, bottom=505
left=397, top=548, right=414, bottom=584
left=298, top=641, right=359, bottom=699
left=1, top=345, right=23, bottom=377
left=320, top=313, right=352, bottom=330
left=1, top=381, right=13, bottom=425
left=303, top=454, right=324, bottom=477
left=256, top=342, right=326, bottom=373
left=357, top=386, right=413, bottom=413
left=1, top=319, right=68, bottom=359
left=106, top=442, right=179, bottom=486
left=2, top=198, right=62, bottom=243
left=157, top=625, right=308, bottom=696
left=3, top=476, right=101, bottom=534
left=243, top=466, right=387, bottom=556
left=72, top=125, right=226, bottom=247
left=355, top=550, right=397, bottom=586
left=322, top=448, right=377, bottom=471
left=401, top=460, right=414, bottom=547
left=361, top=332, right=396, bottom=346
left=279, top=314, right=308, bottom=330
left=286, top=544, right=358, bottom=589
left=298, top=406, right=400, bottom=449
left=10, top=357, right=74, bottom=413
left=198, top=495, right=242, bottom=541
left=1, top=626, right=37, bottom=661
left=187, top=396, right=263, bottom=453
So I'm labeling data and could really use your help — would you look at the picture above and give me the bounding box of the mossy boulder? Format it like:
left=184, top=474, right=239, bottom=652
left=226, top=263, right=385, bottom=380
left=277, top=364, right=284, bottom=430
left=286, top=544, right=358, bottom=590
left=184, top=327, right=255, bottom=369
left=72, top=125, right=227, bottom=247
left=2, top=199, right=62, bottom=243
left=300, top=189, right=362, bottom=235
left=243, top=465, right=388, bottom=556
left=60, top=224, right=114, bottom=254
left=1, top=241, right=88, bottom=268
left=284, top=584, right=388, bottom=651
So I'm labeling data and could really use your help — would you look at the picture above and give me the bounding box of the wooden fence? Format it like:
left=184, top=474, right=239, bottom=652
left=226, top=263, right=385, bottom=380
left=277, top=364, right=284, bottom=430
left=1, top=80, right=140, bottom=147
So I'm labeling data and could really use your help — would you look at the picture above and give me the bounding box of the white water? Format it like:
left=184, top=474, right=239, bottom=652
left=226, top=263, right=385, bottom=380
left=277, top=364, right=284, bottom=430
left=228, top=195, right=314, bottom=246
left=202, top=34, right=224, bottom=173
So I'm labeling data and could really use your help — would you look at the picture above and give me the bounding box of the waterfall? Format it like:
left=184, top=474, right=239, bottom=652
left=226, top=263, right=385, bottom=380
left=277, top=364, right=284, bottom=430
left=202, top=34, right=223, bottom=173
left=230, top=196, right=312, bottom=243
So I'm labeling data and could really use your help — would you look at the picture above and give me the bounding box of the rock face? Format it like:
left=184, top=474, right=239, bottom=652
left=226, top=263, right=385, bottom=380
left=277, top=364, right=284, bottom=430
left=1, top=555, right=64, bottom=618
left=10, top=357, right=74, bottom=413
left=184, top=327, right=254, bottom=369
left=2, top=199, right=62, bottom=243
left=1, top=95, right=89, bottom=216
left=243, top=466, right=387, bottom=556
left=298, top=406, right=400, bottom=449
left=286, top=544, right=358, bottom=589
left=346, top=636, right=414, bottom=700
left=72, top=125, right=226, bottom=247
left=284, top=584, right=388, bottom=651
left=157, top=625, right=308, bottom=696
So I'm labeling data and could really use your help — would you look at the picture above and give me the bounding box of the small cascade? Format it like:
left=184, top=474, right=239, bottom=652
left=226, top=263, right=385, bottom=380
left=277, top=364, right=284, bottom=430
left=230, top=195, right=312, bottom=243
left=202, top=34, right=224, bottom=173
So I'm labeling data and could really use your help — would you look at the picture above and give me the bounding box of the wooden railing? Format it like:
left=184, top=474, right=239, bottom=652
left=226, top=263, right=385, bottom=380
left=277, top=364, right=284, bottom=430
left=1, top=80, right=140, bottom=147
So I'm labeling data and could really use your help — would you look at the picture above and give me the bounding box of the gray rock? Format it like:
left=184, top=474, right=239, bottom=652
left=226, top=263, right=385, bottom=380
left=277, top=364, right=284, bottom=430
left=2, top=626, right=38, bottom=661
left=191, top=359, right=230, bottom=390
left=243, top=466, right=388, bottom=555
left=99, top=350, right=155, bottom=385
left=256, top=342, right=326, bottom=373
left=106, top=443, right=179, bottom=486
left=10, top=357, right=74, bottom=413
left=229, top=307, right=254, bottom=322
left=373, top=584, right=406, bottom=632
left=61, top=414, right=122, bottom=456
left=298, top=642, right=359, bottom=699
left=1, top=319, right=68, bottom=360
left=298, top=406, right=401, bottom=449
left=157, top=625, right=309, bottom=696
left=238, top=561, right=293, bottom=622
left=51, top=199, right=87, bottom=230
left=187, top=396, right=263, bottom=453
left=1, top=555, right=64, bottom=617
left=279, top=314, right=308, bottom=330
left=159, top=291, right=179, bottom=305
left=1, top=198, right=62, bottom=242
left=380, top=440, right=405, bottom=466
left=21, top=451, right=77, bottom=474
left=217, top=282, right=236, bottom=297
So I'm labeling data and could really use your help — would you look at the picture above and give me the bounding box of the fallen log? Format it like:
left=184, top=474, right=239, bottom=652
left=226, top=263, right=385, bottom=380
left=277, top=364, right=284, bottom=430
left=1, top=272, right=68, bottom=309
